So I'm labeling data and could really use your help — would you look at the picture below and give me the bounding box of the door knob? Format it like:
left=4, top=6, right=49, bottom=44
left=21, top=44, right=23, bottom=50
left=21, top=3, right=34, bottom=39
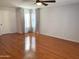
left=0, top=24, right=2, bottom=26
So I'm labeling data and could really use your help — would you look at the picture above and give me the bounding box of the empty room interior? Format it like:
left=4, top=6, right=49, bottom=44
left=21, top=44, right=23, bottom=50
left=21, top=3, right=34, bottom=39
left=0, top=0, right=79, bottom=59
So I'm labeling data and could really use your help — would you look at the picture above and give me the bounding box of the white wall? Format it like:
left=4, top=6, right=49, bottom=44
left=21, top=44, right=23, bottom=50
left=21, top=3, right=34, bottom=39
left=35, top=8, right=40, bottom=33
left=40, top=3, right=79, bottom=42
left=0, top=7, right=17, bottom=34
left=16, top=8, right=24, bottom=34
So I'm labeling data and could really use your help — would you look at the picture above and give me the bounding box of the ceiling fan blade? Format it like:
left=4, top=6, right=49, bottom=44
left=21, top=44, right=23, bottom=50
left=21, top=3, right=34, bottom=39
left=41, top=2, right=48, bottom=6
left=36, top=0, right=40, bottom=2
left=41, top=0, right=56, bottom=3
left=35, top=0, right=55, bottom=6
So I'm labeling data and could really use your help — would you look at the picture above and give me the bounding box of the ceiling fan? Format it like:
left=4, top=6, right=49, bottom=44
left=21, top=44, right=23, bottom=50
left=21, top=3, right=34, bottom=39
left=35, top=0, right=56, bottom=6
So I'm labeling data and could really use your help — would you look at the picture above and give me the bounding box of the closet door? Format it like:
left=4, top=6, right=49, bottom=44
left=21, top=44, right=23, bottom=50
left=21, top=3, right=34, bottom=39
left=2, top=10, right=10, bottom=34
left=0, top=10, right=11, bottom=35
left=0, top=19, right=3, bottom=35
left=0, top=9, right=17, bottom=35
left=0, top=11, right=3, bottom=35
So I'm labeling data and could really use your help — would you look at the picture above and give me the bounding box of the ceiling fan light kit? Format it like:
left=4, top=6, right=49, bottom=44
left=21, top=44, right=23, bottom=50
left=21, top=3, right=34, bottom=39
left=35, top=0, right=56, bottom=6
left=36, top=2, right=42, bottom=6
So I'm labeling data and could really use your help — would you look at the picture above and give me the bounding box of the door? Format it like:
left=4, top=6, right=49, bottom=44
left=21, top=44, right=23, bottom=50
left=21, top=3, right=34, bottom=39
left=0, top=11, right=3, bottom=35
left=0, top=9, right=17, bottom=35
left=0, top=10, right=10, bottom=35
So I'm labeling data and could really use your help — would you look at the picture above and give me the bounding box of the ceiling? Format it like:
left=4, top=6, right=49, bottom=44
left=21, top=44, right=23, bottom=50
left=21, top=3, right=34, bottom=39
left=0, top=0, right=79, bottom=9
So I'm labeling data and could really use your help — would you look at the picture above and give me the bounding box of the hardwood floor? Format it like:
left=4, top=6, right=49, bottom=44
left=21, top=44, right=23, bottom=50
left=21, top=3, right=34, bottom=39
left=0, top=33, right=79, bottom=59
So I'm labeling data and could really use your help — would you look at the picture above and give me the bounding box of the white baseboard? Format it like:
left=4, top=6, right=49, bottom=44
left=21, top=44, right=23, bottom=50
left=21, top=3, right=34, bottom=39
left=41, top=33, right=79, bottom=43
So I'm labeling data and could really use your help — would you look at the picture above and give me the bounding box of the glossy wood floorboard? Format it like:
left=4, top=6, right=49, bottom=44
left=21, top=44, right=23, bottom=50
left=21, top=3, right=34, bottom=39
left=0, top=33, right=79, bottom=59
